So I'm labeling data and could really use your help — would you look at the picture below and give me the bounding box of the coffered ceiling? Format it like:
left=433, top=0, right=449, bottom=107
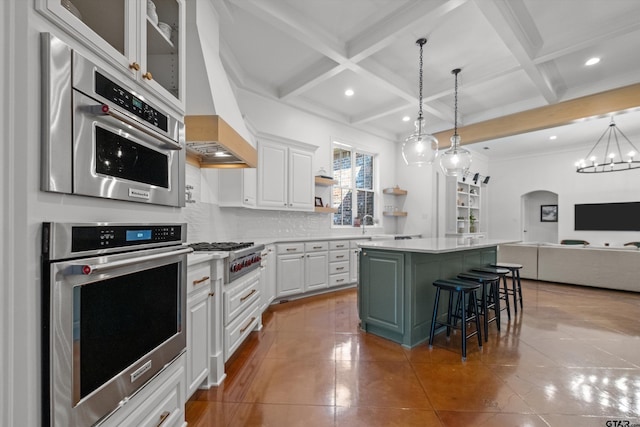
left=214, top=0, right=640, bottom=158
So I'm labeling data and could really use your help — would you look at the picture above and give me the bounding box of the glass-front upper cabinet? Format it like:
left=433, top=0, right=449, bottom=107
left=36, top=0, right=185, bottom=113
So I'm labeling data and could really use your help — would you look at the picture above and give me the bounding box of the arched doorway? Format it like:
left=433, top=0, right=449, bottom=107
left=521, top=190, right=558, bottom=243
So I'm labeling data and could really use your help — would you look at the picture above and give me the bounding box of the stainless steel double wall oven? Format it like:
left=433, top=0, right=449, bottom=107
left=41, top=33, right=185, bottom=207
left=41, top=222, right=191, bottom=426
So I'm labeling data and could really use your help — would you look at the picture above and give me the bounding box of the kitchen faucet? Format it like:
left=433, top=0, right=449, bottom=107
left=362, top=215, right=373, bottom=235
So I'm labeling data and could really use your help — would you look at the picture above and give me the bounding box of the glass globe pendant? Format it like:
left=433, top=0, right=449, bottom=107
left=402, top=38, right=438, bottom=167
left=439, top=68, right=472, bottom=176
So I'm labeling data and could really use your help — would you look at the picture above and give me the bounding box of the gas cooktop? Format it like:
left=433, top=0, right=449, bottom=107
left=189, top=242, right=256, bottom=252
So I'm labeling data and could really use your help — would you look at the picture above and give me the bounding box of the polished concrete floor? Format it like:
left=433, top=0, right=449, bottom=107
left=186, top=280, right=640, bottom=426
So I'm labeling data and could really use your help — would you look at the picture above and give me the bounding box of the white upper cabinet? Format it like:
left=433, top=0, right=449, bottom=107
left=257, top=136, right=316, bottom=211
left=37, top=0, right=185, bottom=113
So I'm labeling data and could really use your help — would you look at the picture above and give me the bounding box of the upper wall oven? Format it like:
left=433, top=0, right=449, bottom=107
left=41, top=33, right=185, bottom=207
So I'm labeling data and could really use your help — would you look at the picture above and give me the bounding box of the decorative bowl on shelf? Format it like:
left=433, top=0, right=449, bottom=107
left=158, top=22, right=172, bottom=40
left=61, top=0, right=82, bottom=20
left=147, top=0, right=159, bottom=25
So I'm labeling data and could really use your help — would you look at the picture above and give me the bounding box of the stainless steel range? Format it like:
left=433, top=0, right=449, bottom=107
left=189, top=241, right=265, bottom=283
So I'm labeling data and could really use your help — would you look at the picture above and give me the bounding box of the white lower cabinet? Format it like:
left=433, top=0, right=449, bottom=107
left=185, top=260, right=211, bottom=398
left=223, top=270, right=261, bottom=361
left=276, top=243, right=305, bottom=297
left=304, top=242, right=329, bottom=291
left=275, top=239, right=362, bottom=300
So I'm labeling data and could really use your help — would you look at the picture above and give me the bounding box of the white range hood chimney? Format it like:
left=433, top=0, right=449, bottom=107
left=184, top=0, right=257, bottom=168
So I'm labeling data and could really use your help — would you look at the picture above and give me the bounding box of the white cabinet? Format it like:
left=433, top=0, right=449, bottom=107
left=276, top=243, right=305, bottom=297
left=305, top=242, right=329, bottom=292
left=446, top=177, right=482, bottom=235
left=257, top=136, right=316, bottom=211
left=223, top=270, right=261, bottom=361
left=260, top=245, right=275, bottom=312
left=349, top=240, right=366, bottom=284
left=36, top=0, right=185, bottom=112
left=328, top=240, right=349, bottom=288
left=186, top=259, right=211, bottom=398
left=218, top=168, right=257, bottom=208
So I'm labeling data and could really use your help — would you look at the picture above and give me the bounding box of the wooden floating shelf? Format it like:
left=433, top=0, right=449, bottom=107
left=383, top=187, right=407, bottom=195
left=314, top=206, right=338, bottom=213
left=383, top=211, right=408, bottom=217
left=315, top=176, right=337, bottom=186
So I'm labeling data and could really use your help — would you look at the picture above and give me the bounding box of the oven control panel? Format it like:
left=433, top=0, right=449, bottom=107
left=229, top=253, right=262, bottom=282
left=94, top=72, right=168, bottom=132
left=71, top=224, right=183, bottom=252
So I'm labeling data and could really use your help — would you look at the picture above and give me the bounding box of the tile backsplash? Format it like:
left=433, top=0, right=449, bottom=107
left=183, top=165, right=377, bottom=243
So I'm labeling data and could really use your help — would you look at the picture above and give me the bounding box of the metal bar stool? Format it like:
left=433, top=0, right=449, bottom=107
left=457, top=271, right=501, bottom=341
left=491, top=262, right=523, bottom=313
left=472, top=266, right=512, bottom=320
left=429, top=278, right=483, bottom=361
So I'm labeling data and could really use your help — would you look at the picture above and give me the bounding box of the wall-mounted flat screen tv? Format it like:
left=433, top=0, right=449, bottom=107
left=575, top=202, right=640, bottom=231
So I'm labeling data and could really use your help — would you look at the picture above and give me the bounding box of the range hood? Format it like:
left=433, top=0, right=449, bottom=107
left=184, top=0, right=257, bottom=168
left=185, top=115, right=257, bottom=168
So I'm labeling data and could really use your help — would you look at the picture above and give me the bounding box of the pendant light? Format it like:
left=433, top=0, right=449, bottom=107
left=402, top=38, right=438, bottom=167
left=439, top=68, right=472, bottom=176
left=575, top=117, right=640, bottom=173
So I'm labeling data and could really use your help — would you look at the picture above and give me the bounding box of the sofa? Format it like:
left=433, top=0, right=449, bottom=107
left=498, top=243, right=639, bottom=292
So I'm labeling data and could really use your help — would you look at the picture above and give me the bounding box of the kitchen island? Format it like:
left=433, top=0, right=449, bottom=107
left=357, top=237, right=512, bottom=348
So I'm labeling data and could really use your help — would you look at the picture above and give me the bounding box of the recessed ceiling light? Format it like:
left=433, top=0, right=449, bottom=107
left=402, top=116, right=410, bottom=122
left=344, top=89, right=354, bottom=96
left=585, top=57, right=600, bottom=66
left=549, top=135, right=557, bottom=140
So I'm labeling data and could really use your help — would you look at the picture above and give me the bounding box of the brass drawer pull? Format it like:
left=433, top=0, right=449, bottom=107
left=336, top=244, right=345, bottom=248
left=156, top=410, right=171, bottom=427
left=193, top=276, right=210, bottom=285
left=208, top=292, right=215, bottom=297
left=313, top=246, right=323, bottom=249
left=286, top=248, right=297, bottom=252
left=240, top=289, right=257, bottom=302
left=240, top=317, right=256, bottom=333
left=336, top=267, right=344, bottom=271
left=336, top=279, right=345, bottom=283
left=336, top=255, right=345, bottom=259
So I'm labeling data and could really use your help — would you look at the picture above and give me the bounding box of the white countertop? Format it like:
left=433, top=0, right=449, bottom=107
left=358, top=237, right=516, bottom=254
left=187, top=252, right=228, bottom=266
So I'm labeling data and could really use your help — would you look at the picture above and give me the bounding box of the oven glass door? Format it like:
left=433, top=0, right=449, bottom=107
left=72, top=91, right=184, bottom=207
left=48, top=246, right=187, bottom=427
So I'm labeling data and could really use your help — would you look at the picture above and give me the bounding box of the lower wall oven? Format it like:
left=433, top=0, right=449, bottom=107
left=41, top=222, right=192, bottom=427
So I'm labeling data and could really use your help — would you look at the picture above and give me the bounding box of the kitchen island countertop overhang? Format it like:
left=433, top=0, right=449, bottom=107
left=357, top=237, right=517, bottom=254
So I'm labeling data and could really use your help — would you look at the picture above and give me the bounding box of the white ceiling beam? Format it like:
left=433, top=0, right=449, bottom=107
left=474, top=0, right=562, bottom=104
left=279, top=59, right=345, bottom=100
left=347, top=0, right=470, bottom=63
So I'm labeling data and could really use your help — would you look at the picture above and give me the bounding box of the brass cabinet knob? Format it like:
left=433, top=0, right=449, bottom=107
left=129, top=62, right=140, bottom=71
left=142, top=71, right=153, bottom=80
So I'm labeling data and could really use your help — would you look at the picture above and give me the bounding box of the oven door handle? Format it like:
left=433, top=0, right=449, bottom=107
left=89, top=104, right=183, bottom=151
left=75, top=247, right=193, bottom=275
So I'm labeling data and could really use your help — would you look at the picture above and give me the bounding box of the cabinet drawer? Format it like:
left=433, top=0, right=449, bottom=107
left=329, top=240, right=349, bottom=250
left=117, top=360, right=184, bottom=427
left=277, top=243, right=304, bottom=254
left=329, top=261, right=349, bottom=275
left=187, top=262, right=212, bottom=296
left=305, top=241, right=328, bottom=252
left=224, top=271, right=261, bottom=325
left=225, top=299, right=261, bottom=361
left=329, top=272, right=350, bottom=287
left=329, top=250, right=349, bottom=262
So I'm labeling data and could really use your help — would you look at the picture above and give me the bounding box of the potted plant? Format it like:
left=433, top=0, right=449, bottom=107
left=469, top=213, right=477, bottom=233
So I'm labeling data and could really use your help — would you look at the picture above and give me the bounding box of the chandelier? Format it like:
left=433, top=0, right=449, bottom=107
left=575, top=117, right=640, bottom=173
left=439, top=68, right=472, bottom=176
left=402, top=38, right=438, bottom=167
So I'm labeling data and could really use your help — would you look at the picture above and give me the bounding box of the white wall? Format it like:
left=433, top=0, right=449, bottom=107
left=523, top=190, right=558, bottom=243
left=488, top=146, right=640, bottom=247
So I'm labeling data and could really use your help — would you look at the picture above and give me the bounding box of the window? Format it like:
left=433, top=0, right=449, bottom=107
left=332, top=143, right=375, bottom=226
